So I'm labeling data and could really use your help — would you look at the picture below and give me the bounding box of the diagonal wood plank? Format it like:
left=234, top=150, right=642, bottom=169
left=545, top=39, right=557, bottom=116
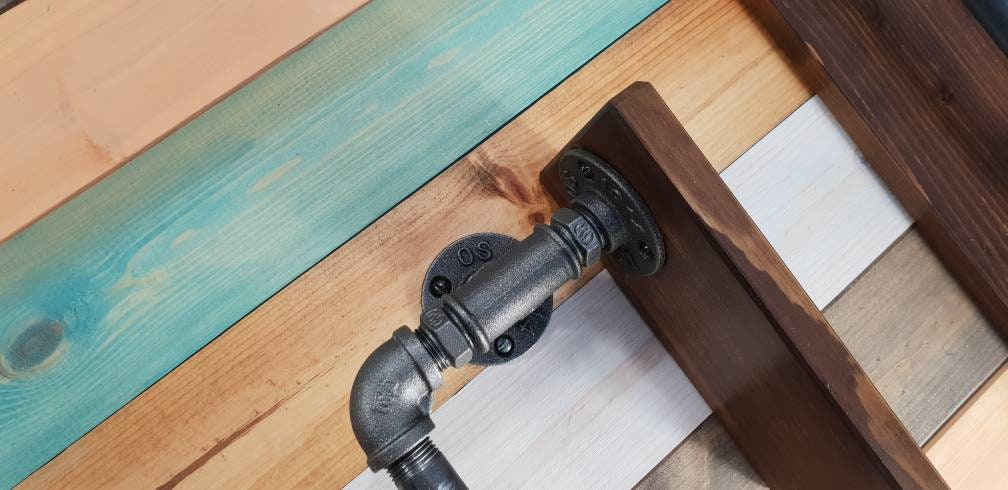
left=0, top=0, right=368, bottom=242
left=23, top=1, right=811, bottom=487
left=349, top=95, right=913, bottom=488
left=0, top=0, right=669, bottom=485
left=769, top=0, right=1008, bottom=337
left=637, top=230, right=1008, bottom=489
left=926, top=362, right=1008, bottom=490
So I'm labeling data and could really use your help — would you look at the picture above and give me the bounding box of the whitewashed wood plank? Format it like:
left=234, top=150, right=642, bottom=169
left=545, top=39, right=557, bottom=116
left=347, top=96, right=912, bottom=489
left=722, top=97, right=912, bottom=309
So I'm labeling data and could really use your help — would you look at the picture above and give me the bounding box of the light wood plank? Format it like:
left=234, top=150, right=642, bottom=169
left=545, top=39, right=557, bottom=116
left=23, top=1, right=811, bottom=487
left=638, top=230, right=1007, bottom=488
left=926, top=362, right=1008, bottom=490
left=0, top=0, right=367, bottom=242
left=0, top=0, right=669, bottom=484
left=349, top=95, right=913, bottom=488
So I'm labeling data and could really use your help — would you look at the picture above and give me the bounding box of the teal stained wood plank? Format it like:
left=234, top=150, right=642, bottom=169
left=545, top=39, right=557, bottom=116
left=0, top=0, right=666, bottom=484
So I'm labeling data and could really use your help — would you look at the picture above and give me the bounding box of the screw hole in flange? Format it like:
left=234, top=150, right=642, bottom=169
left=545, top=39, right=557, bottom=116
left=637, top=241, right=654, bottom=261
left=494, top=335, right=515, bottom=357
left=428, top=276, right=452, bottom=298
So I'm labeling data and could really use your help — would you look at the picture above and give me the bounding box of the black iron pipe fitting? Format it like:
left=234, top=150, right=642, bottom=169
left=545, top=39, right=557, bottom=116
left=349, top=150, right=664, bottom=489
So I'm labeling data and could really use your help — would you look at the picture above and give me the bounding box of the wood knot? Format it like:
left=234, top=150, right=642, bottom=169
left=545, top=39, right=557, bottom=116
left=1, top=320, right=65, bottom=378
left=472, top=158, right=537, bottom=206
left=865, top=0, right=887, bottom=31
left=936, top=84, right=954, bottom=104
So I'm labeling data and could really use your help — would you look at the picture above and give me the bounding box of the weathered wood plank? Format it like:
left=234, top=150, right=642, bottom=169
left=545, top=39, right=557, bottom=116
left=638, top=230, right=1008, bottom=488
left=23, top=1, right=810, bottom=487
left=766, top=0, right=1008, bottom=336
left=0, top=0, right=669, bottom=484
left=927, top=362, right=1008, bottom=489
left=350, top=94, right=916, bottom=488
left=0, top=0, right=368, bottom=241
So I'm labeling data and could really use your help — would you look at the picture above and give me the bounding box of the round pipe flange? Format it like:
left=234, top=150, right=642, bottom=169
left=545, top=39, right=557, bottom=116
left=558, top=149, right=665, bottom=276
left=422, top=233, right=553, bottom=365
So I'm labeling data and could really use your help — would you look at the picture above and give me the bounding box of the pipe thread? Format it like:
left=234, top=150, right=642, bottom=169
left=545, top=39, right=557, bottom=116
left=388, top=438, right=441, bottom=484
left=415, top=327, right=450, bottom=371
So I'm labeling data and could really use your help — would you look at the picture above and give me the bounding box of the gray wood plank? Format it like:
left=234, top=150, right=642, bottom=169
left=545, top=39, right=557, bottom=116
left=637, top=230, right=1008, bottom=488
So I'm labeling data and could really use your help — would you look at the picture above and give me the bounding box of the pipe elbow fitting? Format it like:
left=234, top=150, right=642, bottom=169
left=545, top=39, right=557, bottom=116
left=350, top=326, right=443, bottom=471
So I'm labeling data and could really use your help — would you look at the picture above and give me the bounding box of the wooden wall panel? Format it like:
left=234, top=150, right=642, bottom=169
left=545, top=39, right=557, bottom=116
left=0, top=0, right=367, bottom=242
left=23, top=1, right=810, bottom=487
left=0, top=0, right=668, bottom=484
left=638, top=230, right=1008, bottom=488
left=350, top=95, right=915, bottom=488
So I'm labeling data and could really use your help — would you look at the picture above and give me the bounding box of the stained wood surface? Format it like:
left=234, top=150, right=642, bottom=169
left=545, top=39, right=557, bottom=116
left=766, top=0, right=1008, bottom=336
left=350, top=94, right=914, bottom=488
left=22, top=1, right=811, bottom=487
left=0, top=0, right=368, bottom=242
left=927, top=362, right=1008, bottom=489
left=638, top=230, right=1008, bottom=488
left=546, top=83, right=941, bottom=488
left=0, top=1, right=670, bottom=485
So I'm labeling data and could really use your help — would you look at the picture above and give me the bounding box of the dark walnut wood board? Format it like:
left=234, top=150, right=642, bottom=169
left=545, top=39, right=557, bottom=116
left=637, top=229, right=1008, bottom=488
left=541, top=83, right=946, bottom=489
left=762, top=0, right=1008, bottom=338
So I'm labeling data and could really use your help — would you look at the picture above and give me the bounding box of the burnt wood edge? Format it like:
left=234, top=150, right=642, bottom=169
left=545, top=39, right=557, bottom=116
left=541, top=82, right=946, bottom=489
left=755, top=0, right=1008, bottom=338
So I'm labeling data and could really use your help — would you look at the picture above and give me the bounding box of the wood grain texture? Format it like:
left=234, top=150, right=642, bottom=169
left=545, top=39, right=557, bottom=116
left=22, top=1, right=810, bottom=487
left=638, top=230, right=1008, bottom=488
left=542, top=83, right=942, bottom=488
left=765, top=0, right=1008, bottom=336
left=351, top=95, right=913, bottom=488
left=0, top=0, right=669, bottom=484
left=926, top=362, right=1008, bottom=489
left=0, top=0, right=369, bottom=242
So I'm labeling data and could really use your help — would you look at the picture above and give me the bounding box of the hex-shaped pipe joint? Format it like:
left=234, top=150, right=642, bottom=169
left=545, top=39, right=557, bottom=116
left=350, top=326, right=443, bottom=471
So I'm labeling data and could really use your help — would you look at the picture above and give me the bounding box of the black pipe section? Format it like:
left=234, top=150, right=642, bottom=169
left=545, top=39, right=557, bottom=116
left=349, top=150, right=664, bottom=489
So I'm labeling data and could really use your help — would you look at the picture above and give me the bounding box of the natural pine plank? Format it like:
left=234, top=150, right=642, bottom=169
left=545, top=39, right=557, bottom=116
left=23, top=1, right=811, bottom=487
left=638, top=230, right=1007, bottom=488
left=926, top=362, right=1008, bottom=490
left=0, top=0, right=368, bottom=242
left=0, top=0, right=669, bottom=485
left=349, top=95, right=914, bottom=488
